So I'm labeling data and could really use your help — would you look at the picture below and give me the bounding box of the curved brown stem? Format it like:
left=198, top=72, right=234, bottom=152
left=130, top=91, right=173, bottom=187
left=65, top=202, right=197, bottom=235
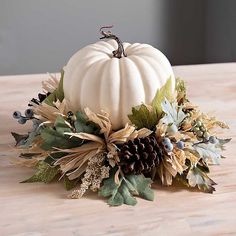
left=100, top=26, right=127, bottom=59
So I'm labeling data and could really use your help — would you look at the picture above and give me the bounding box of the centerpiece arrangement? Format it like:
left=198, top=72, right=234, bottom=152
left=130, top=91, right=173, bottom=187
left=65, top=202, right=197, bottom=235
left=12, top=26, right=231, bottom=206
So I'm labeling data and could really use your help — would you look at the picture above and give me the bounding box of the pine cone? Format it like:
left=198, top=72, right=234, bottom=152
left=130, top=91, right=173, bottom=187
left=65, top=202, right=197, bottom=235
left=118, top=135, right=163, bottom=175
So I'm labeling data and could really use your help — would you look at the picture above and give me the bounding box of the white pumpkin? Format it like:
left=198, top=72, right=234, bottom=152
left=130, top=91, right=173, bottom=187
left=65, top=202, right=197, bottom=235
left=63, top=37, right=175, bottom=130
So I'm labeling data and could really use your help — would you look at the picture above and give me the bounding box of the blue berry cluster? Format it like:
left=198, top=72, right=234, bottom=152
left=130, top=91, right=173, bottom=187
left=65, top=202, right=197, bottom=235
left=208, top=135, right=218, bottom=144
left=162, top=137, right=185, bottom=152
left=13, top=109, right=34, bottom=124
left=13, top=109, right=33, bottom=124
left=13, top=109, right=42, bottom=131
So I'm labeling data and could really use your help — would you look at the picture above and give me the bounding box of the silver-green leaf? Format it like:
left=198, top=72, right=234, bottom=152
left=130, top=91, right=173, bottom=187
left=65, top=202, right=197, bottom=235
left=161, top=98, right=186, bottom=126
left=99, top=170, right=154, bottom=206
left=193, top=143, right=222, bottom=165
left=186, top=166, right=216, bottom=193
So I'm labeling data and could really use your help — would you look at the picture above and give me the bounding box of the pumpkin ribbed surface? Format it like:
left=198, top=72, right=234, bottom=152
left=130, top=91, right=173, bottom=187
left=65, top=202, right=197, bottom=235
left=63, top=40, right=175, bottom=130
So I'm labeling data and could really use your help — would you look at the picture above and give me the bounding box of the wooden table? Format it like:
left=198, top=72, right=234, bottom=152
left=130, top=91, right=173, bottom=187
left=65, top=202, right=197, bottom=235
left=0, top=63, right=235, bottom=236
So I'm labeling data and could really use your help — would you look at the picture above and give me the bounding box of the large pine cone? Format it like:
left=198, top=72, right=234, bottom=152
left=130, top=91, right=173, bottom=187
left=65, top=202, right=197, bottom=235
left=118, top=135, right=163, bottom=175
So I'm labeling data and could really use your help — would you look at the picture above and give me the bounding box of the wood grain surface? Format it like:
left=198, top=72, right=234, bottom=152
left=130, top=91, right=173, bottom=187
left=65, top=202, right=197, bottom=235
left=0, top=63, right=235, bottom=236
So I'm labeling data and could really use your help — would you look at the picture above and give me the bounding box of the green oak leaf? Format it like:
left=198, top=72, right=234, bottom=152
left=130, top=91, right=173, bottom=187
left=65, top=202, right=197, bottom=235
left=151, top=77, right=174, bottom=118
left=21, top=161, right=60, bottom=183
left=128, top=104, right=157, bottom=130
left=186, top=166, right=216, bottom=193
left=99, top=170, right=154, bottom=206
left=44, top=70, right=64, bottom=106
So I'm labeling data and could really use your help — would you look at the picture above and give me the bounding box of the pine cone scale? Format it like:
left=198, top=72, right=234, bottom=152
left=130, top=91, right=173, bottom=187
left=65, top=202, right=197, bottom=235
left=118, top=135, right=163, bottom=175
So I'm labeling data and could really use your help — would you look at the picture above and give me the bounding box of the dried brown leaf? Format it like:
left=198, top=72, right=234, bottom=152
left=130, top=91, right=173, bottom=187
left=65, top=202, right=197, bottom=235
left=32, top=99, right=68, bottom=123
left=108, top=124, right=136, bottom=144
left=84, top=108, right=111, bottom=138
left=42, top=73, right=59, bottom=93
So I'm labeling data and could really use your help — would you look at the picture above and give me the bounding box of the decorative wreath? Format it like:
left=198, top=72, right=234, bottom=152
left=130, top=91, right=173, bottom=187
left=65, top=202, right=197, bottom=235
left=12, top=27, right=231, bottom=206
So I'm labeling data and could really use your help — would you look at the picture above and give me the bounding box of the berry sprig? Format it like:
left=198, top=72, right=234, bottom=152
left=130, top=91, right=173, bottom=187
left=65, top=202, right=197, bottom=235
left=13, top=109, right=34, bottom=124
left=192, top=119, right=210, bottom=141
left=162, top=137, right=174, bottom=152
left=162, top=137, right=185, bottom=152
left=12, top=109, right=40, bottom=131
left=185, top=108, right=195, bottom=119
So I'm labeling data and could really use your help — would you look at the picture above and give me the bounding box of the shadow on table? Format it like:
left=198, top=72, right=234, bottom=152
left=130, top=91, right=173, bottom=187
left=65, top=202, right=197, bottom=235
left=152, top=179, right=203, bottom=193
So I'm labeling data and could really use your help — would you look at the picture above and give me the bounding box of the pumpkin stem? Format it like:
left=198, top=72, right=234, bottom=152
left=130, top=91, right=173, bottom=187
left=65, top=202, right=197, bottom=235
left=100, top=26, right=127, bottom=59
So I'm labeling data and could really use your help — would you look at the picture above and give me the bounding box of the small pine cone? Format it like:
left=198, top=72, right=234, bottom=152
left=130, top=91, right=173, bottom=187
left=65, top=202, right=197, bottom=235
left=118, top=135, right=163, bottom=175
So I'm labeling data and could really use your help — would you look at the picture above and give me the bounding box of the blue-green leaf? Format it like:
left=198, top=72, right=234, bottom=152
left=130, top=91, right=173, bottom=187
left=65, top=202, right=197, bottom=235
left=161, top=98, right=186, bottom=126
left=99, top=170, right=154, bottom=206
left=193, top=143, right=222, bottom=165
left=40, top=116, right=82, bottom=150
left=74, top=112, right=100, bottom=134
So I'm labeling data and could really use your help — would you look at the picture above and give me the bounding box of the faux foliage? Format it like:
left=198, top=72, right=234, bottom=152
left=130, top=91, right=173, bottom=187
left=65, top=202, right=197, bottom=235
left=44, top=70, right=64, bottom=106
left=99, top=170, right=154, bottom=206
left=12, top=75, right=231, bottom=206
left=21, top=161, right=60, bottom=183
left=128, top=104, right=157, bottom=130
